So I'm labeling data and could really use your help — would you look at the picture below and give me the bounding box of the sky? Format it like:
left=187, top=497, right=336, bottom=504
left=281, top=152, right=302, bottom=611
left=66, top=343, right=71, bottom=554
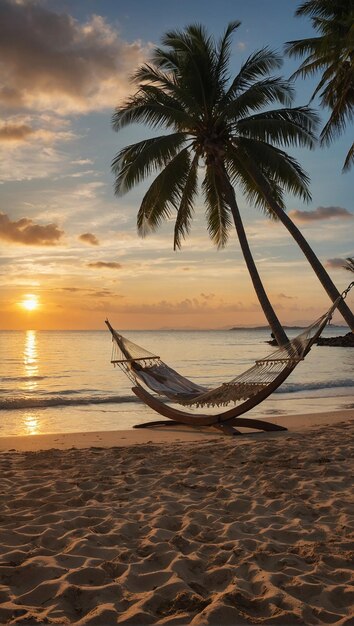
left=0, top=0, right=353, bottom=330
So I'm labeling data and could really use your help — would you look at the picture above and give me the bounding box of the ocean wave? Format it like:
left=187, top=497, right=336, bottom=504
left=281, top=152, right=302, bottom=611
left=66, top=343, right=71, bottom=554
left=0, top=375, right=48, bottom=382
left=276, top=379, right=354, bottom=394
left=1, top=378, right=353, bottom=410
left=0, top=395, right=138, bottom=410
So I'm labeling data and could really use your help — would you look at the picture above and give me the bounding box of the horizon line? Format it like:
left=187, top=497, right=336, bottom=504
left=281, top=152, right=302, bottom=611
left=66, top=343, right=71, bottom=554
left=0, top=324, right=348, bottom=332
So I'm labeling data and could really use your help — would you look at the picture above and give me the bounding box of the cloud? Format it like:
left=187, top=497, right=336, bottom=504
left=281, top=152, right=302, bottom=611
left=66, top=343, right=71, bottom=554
left=73, top=182, right=105, bottom=199
left=325, top=257, right=349, bottom=269
left=277, top=293, right=296, bottom=300
left=0, top=212, right=64, bottom=245
left=79, top=232, right=99, bottom=246
left=0, top=117, right=75, bottom=144
left=200, top=292, right=216, bottom=301
left=54, top=287, right=115, bottom=297
left=121, top=297, right=260, bottom=315
left=0, top=123, right=34, bottom=141
left=0, top=115, right=77, bottom=181
left=289, top=206, right=353, bottom=223
left=90, top=290, right=115, bottom=297
left=87, top=261, right=122, bottom=269
left=69, top=170, right=96, bottom=178
left=0, top=1, right=146, bottom=115
left=71, top=158, right=94, bottom=165
left=60, top=287, right=83, bottom=292
left=0, top=118, right=76, bottom=151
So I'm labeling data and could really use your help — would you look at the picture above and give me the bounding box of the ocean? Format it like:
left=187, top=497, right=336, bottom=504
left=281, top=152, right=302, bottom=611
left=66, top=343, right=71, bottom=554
left=0, top=327, right=353, bottom=437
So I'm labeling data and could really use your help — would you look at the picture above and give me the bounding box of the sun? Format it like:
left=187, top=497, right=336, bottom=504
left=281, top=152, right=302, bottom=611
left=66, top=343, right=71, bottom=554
left=20, top=294, right=40, bottom=312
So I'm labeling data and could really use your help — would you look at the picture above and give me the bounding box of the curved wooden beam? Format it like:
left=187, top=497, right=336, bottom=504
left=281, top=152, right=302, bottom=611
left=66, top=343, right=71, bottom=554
left=132, top=385, right=287, bottom=432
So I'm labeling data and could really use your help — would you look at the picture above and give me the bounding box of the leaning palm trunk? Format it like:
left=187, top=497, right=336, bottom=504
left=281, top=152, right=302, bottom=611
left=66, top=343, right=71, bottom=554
left=247, top=163, right=354, bottom=331
left=273, top=209, right=354, bottom=331
left=221, top=173, right=289, bottom=346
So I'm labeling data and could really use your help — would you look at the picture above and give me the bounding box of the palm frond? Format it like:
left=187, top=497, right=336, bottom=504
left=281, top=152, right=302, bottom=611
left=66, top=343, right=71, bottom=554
left=174, top=154, right=199, bottom=249
left=295, top=1, right=335, bottom=19
left=133, top=64, right=199, bottom=113
left=221, top=77, right=294, bottom=120
left=285, top=36, right=327, bottom=62
left=137, top=148, right=191, bottom=236
left=222, top=48, right=283, bottom=105
left=317, top=60, right=354, bottom=145
left=112, top=90, right=191, bottom=132
left=320, top=96, right=353, bottom=145
left=236, top=106, right=319, bottom=149
left=290, top=57, right=335, bottom=84
left=232, top=138, right=312, bottom=203
left=295, top=0, right=352, bottom=22
left=215, top=21, right=241, bottom=88
left=342, top=141, right=354, bottom=172
left=133, top=64, right=177, bottom=91
left=284, top=0, right=354, bottom=171
left=158, top=25, right=218, bottom=113
left=137, top=84, right=198, bottom=125
left=344, top=257, right=354, bottom=273
left=112, top=133, right=187, bottom=195
left=202, top=165, right=232, bottom=247
left=225, top=146, right=285, bottom=217
left=151, top=47, right=180, bottom=72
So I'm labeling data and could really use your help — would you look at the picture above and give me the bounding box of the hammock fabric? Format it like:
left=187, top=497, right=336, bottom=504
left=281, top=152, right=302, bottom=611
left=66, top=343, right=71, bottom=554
left=105, top=297, right=339, bottom=410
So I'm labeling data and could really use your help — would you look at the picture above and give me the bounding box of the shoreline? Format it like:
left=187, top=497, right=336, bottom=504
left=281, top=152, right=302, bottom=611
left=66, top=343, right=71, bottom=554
left=0, top=408, right=352, bottom=452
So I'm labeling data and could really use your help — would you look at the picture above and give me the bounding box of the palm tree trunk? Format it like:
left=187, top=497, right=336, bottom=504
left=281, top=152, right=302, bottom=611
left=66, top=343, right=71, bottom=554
left=222, top=174, right=289, bottom=346
left=278, top=211, right=354, bottom=330
left=247, top=165, right=354, bottom=332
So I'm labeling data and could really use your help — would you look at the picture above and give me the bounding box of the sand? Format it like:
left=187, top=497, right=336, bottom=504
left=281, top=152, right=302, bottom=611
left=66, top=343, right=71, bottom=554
left=0, top=410, right=353, bottom=625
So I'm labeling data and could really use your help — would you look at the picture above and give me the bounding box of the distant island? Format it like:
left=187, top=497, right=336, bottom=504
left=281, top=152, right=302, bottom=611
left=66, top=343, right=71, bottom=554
left=317, top=332, right=354, bottom=347
left=229, top=325, right=347, bottom=331
left=228, top=325, right=353, bottom=348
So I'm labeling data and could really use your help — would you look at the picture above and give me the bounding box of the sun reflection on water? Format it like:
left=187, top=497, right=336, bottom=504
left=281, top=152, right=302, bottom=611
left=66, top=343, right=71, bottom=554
left=23, top=330, right=38, bottom=390
left=22, top=413, right=40, bottom=435
left=22, top=330, right=41, bottom=435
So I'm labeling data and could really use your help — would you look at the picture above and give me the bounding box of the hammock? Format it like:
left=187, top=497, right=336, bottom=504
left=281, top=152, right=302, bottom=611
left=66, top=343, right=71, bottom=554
left=105, top=289, right=351, bottom=435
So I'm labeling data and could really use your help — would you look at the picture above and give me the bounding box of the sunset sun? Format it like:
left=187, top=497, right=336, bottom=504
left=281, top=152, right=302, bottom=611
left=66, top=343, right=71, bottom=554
left=20, top=295, right=40, bottom=312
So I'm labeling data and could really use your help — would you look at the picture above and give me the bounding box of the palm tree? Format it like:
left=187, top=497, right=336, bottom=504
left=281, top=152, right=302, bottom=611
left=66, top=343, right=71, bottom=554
left=112, top=22, right=354, bottom=339
left=285, top=0, right=354, bottom=172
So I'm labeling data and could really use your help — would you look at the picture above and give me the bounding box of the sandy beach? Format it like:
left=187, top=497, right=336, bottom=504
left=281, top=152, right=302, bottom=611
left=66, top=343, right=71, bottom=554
left=0, top=409, right=353, bottom=625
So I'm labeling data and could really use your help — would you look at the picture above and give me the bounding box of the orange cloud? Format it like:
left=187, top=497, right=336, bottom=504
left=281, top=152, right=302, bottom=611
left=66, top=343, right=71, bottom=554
left=0, top=123, right=34, bottom=142
left=0, top=1, right=146, bottom=115
left=289, top=206, right=353, bottom=222
left=54, top=287, right=115, bottom=296
left=277, top=293, right=296, bottom=300
left=0, top=119, right=74, bottom=147
left=121, top=298, right=259, bottom=315
left=79, top=232, right=99, bottom=245
left=90, top=290, right=115, bottom=297
left=0, top=212, right=64, bottom=245
left=87, top=261, right=122, bottom=269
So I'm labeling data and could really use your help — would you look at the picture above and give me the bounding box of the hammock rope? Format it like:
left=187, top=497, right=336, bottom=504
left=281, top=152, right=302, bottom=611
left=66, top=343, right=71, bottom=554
left=105, top=291, right=348, bottom=409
